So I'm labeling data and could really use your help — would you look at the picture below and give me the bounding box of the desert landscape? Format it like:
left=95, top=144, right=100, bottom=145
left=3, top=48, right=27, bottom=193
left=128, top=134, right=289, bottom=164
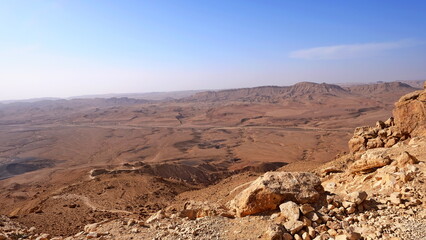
left=0, top=81, right=425, bottom=240
left=2, top=1, right=426, bottom=239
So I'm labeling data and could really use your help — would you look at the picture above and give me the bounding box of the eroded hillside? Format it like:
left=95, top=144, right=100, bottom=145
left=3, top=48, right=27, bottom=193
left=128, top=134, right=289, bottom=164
left=0, top=81, right=422, bottom=239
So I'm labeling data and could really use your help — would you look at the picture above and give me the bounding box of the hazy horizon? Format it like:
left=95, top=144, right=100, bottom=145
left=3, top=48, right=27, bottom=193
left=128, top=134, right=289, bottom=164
left=1, top=1, right=426, bottom=101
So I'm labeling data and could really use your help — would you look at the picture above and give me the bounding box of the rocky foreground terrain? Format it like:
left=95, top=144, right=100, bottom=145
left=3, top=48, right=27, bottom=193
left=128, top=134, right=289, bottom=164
left=1, top=82, right=425, bottom=240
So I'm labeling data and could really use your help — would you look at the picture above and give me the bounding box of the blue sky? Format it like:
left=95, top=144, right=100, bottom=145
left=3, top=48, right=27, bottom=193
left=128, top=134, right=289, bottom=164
left=1, top=0, right=426, bottom=100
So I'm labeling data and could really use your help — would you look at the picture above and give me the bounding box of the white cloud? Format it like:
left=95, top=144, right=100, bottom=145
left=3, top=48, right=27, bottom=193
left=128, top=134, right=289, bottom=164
left=289, top=39, right=422, bottom=60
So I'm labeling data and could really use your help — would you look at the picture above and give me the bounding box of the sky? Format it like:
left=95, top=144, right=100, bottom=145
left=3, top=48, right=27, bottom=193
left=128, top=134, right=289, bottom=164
left=1, top=0, right=426, bottom=100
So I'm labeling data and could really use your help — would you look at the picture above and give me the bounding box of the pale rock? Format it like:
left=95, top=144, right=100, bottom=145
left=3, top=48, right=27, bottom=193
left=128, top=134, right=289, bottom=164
left=348, top=136, right=366, bottom=153
left=301, top=231, right=311, bottom=240
left=283, top=220, right=304, bottom=235
left=127, top=219, right=136, bottom=226
left=84, top=223, right=98, bottom=233
left=294, top=234, right=302, bottom=240
left=394, top=89, right=426, bottom=136
left=366, top=138, right=384, bottom=148
left=328, top=228, right=337, bottom=236
left=146, top=210, right=165, bottom=223
left=326, top=221, right=341, bottom=230
left=306, top=212, right=321, bottom=222
left=345, top=191, right=368, bottom=205
left=270, top=212, right=280, bottom=220
left=385, top=138, right=398, bottom=148
left=346, top=206, right=356, bottom=214
left=307, top=226, right=316, bottom=238
left=36, top=234, right=50, bottom=240
left=350, top=150, right=391, bottom=173
left=279, top=201, right=300, bottom=222
left=384, top=117, right=395, bottom=127
left=86, top=232, right=98, bottom=239
left=389, top=192, right=402, bottom=205
left=230, top=172, right=323, bottom=217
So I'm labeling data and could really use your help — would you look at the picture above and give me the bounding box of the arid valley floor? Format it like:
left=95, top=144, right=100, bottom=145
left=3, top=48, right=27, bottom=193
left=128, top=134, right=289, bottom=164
left=0, top=81, right=425, bottom=240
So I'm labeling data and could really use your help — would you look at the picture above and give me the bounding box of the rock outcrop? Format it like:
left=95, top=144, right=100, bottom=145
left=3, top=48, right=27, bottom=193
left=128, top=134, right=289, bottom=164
left=393, top=85, right=426, bottom=137
left=348, top=117, right=409, bottom=157
left=229, top=172, right=323, bottom=217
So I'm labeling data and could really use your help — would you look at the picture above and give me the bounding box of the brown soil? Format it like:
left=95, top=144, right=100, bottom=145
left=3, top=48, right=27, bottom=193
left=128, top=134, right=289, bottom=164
left=0, top=81, right=416, bottom=235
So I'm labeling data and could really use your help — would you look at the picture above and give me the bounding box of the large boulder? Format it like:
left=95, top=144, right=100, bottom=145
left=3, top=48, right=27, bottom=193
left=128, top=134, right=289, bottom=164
left=393, top=86, right=426, bottom=137
left=229, top=172, right=323, bottom=217
left=349, top=148, right=391, bottom=173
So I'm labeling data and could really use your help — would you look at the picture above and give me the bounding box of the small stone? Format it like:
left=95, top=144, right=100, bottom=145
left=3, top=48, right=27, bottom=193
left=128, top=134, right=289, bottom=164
left=346, top=191, right=368, bottom=205
left=87, top=232, right=98, bottom=239
left=328, top=229, right=337, bottom=236
left=335, top=235, right=349, bottom=240
left=264, top=224, right=286, bottom=240
left=294, top=234, right=302, bottom=240
left=36, top=233, right=50, bottom=240
left=306, top=212, right=321, bottom=222
left=389, top=192, right=402, bottom=205
left=146, top=210, right=165, bottom=223
left=307, top=226, right=315, bottom=238
left=301, top=216, right=312, bottom=227
left=84, top=223, right=98, bottom=233
left=342, top=201, right=355, bottom=209
left=283, top=220, right=304, bottom=235
left=326, top=221, right=341, bottom=230
left=346, top=206, right=356, bottom=214
left=127, top=219, right=136, bottom=226
left=280, top=201, right=301, bottom=222
left=300, top=204, right=315, bottom=215
left=301, top=231, right=311, bottom=240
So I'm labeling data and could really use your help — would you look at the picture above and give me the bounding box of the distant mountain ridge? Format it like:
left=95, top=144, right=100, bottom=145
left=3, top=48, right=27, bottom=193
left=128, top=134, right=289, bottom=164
left=183, top=81, right=417, bottom=103
left=1, top=81, right=420, bottom=106
left=346, top=82, right=417, bottom=95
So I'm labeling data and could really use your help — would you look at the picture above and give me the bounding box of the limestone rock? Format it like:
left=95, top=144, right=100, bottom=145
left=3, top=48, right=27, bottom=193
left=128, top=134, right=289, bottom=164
left=393, top=89, right=426, bottom=137
left=389, top=192, right=402, bottom=205
left=230, top=172, right=323, bottom=217
left=283, top=220, right=304, bottom=235
left=395, top=151, right=418, bottom=166
left=348, top=136, right=366, bottom=153
left=146, top=210, right=165, bottom=223
left=345, top=191, right=367, bottom=205
left=178, top=201, right=229, bottom=220
left=265, top=224, right=286, bottom=240
left=279, top=201, right=300, bottom=222
left=350, top=149, right=391, bottom=173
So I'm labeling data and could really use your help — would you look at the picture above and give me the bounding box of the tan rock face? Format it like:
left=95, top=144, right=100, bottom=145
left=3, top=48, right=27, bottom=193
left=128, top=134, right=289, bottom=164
left=347, top=117, right=406, bottom=156
left=393, top=89, right=426, bottom=137
left=229, top=172, right=323, bottom=217
left=349, top=149, right=392, bottom=174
